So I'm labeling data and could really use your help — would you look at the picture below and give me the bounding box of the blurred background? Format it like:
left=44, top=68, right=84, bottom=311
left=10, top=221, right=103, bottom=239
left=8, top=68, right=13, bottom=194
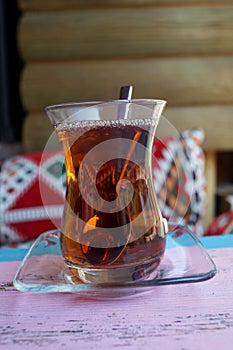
left=0, top=0, right=233, bottom=226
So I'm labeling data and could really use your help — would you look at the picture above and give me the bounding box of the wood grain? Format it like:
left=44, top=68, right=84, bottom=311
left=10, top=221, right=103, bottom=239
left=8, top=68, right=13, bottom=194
left=22, top=112, right=56, bottom=152
left=18, top=6, right=233, bottom=60
left=20, top=57, right=233, bottom=111
left=18, top=0, right=233, bottom=11
left=1, top=247, right=233, bottom=349
left=165, top=105, right=233, bottom=151
left=204, top=151, right=217, bottom=225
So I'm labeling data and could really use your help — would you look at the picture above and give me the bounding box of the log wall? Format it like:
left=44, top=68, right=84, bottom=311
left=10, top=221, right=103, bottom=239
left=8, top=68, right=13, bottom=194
left=17, top=0, right=233, bottom=224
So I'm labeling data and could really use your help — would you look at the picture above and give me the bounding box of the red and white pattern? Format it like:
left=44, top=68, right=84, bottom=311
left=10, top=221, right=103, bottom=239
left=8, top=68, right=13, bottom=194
left=205, top=195, right=233, bottom=236
left=0, top=152, right=64, bottom=244
left=206, top=211, right=233, bottom=236
left=153, top=129, right=206, bottom=236
left=0, top=129, right=206, bottom=244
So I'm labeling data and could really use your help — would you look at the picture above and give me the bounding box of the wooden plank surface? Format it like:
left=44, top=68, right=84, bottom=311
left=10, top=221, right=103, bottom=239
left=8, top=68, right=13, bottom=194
left=165, top=106, right=233, bottom=151
left=22, top=112, right=55, bottom=152
left=18, top=6, right=233, bottom=60
left=204, top=151, right=217, bottom=226
left=20, top=57, right=233, bottom=111
left=1, top=247, right=233, bottom=349
left=18, top=0, right=233, bottom=11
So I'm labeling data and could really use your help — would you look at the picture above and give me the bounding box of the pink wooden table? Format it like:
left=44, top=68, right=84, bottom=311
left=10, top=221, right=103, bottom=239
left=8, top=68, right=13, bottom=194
left=1, top=235, right=233, bottom=349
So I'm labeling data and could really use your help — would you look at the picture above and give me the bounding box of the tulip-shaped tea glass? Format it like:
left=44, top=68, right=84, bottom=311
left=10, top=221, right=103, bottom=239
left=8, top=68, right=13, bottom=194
left=45, top=99, right=167, bottom=284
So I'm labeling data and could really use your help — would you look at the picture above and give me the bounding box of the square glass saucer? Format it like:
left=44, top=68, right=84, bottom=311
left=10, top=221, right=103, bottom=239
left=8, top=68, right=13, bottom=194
left=13, top=224, right=216, bottom=298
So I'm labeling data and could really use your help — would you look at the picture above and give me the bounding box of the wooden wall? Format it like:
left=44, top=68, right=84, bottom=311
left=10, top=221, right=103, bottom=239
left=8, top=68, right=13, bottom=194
left=17, top=0, right=233, bottom=224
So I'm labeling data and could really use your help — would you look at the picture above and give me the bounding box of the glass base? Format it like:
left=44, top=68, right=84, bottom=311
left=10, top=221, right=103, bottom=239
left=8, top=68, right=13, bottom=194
left=13, top=223, right=216, bottom=299
left=66, top=257, right=162, bottom=284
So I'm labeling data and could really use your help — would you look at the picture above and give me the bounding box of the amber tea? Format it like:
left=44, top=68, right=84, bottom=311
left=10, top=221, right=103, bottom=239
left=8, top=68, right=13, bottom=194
left=56, top=119, right=166, bottom=283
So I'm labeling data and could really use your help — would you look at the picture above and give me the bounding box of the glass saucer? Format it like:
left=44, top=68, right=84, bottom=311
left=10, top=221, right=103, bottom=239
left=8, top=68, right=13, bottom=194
left=13, top=224, right=216, bottom=298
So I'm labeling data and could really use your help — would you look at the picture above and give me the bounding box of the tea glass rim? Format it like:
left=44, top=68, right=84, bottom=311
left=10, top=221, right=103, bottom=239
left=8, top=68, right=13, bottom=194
left=44, top=99, right=167, bottom=113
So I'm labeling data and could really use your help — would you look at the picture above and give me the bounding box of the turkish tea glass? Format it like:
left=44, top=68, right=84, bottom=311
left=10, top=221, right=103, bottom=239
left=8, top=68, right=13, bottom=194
left=45, top=99, right=167, bottom=284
